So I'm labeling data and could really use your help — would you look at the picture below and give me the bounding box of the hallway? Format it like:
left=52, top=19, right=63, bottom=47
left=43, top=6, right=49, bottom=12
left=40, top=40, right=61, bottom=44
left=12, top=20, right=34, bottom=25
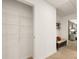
left=47, top=40, right=77, bottom=59
left=2, top=0, right=77, bottom=59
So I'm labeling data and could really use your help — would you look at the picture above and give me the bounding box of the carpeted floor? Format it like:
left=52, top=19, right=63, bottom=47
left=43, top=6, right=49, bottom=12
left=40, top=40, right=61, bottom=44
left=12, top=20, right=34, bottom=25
left=47, top=40, right=77, bottom=59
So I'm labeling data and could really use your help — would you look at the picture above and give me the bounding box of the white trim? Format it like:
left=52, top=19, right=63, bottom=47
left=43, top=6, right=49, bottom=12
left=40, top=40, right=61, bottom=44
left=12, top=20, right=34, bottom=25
left=17, top=0, right=33, bottom=6
left=45, top=51, right=57, bottom=59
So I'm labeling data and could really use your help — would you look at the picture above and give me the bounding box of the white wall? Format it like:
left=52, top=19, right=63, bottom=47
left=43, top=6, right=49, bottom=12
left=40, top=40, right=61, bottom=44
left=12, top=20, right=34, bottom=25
left=56, top=16, right=62, bottom=36
left=56, top=14, right=77, bottom=40
left=2, top=0, right=33, bottom=59
left=17, top=0, right=34, bottom=6
left=34, top=0, right=56, bottom=59
left=61, top=14, right=76, bottom=40
left=3, top=0, right=57, bottom=59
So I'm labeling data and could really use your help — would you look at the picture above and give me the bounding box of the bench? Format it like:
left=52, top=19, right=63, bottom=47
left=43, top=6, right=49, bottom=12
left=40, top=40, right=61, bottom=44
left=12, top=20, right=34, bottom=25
left=56, top=36, right=67, bottom=50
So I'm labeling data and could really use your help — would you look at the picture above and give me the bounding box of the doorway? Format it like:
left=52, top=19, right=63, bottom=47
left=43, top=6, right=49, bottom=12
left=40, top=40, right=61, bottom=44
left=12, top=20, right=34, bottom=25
left=2, top=0, right=33, bottom=59
left=68, top=20, right=77, bottom=41
left=68, top=19, right=77, bottom=50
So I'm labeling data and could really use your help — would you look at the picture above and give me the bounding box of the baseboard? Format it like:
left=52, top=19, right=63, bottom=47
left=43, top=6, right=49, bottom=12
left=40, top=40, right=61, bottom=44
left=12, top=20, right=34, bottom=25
left=45, top=51, right=57, bottom=59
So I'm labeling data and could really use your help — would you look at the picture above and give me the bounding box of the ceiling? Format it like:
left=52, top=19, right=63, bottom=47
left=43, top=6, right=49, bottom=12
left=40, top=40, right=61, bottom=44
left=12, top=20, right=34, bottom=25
left=46, top=0, right=77, bottom=17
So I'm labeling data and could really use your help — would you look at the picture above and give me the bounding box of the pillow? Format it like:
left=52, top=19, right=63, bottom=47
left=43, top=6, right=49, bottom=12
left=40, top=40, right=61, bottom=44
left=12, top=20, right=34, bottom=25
left=56, top=36, right=61, bottom=41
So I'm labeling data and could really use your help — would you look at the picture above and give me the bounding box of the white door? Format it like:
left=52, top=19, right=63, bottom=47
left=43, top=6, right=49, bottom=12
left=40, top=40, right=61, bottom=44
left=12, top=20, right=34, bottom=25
left=2, top=0, right=33, bottom=59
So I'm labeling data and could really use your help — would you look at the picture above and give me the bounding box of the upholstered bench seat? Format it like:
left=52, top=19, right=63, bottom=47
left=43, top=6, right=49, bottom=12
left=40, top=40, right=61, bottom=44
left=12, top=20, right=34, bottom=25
left=57, top=39, right=66, bottom=43
left=56, top=39, right=67, bottom=50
